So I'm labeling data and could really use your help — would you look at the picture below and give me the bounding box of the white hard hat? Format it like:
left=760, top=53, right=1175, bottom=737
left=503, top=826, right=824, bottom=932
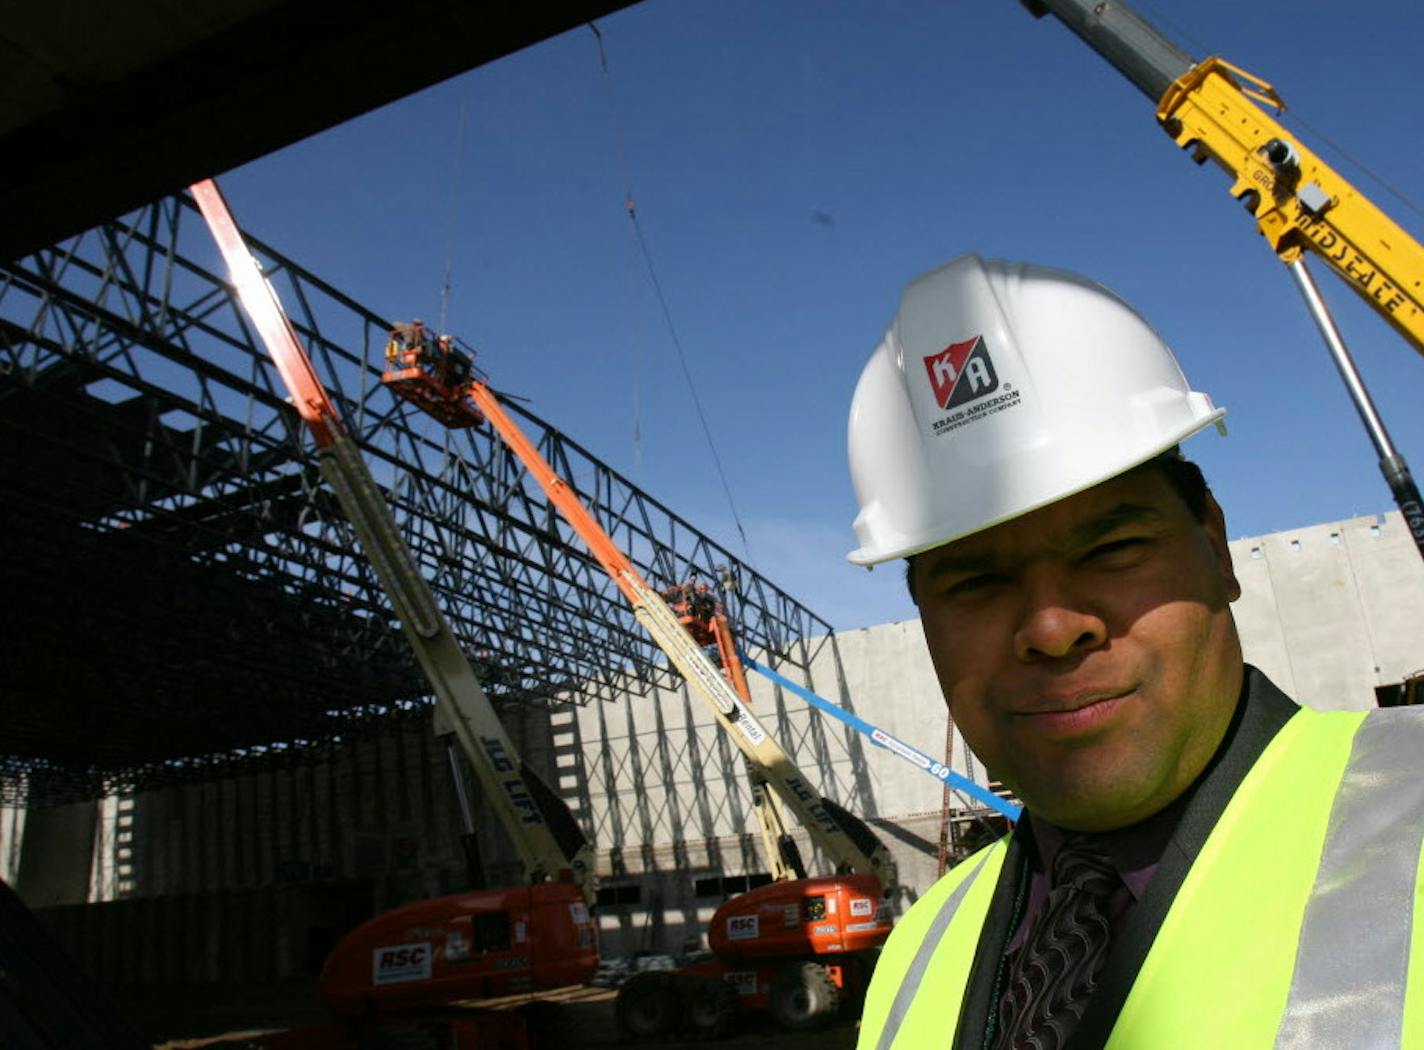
left=847, top=254, right=1225, bottom=566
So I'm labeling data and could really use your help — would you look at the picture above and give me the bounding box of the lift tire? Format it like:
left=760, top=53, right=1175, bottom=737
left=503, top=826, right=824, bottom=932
left=683, top=977, right=739, bottom=1039
left=616, top=973, right=681, bottom=1038
left=768, top=961, right=841, bottom=1032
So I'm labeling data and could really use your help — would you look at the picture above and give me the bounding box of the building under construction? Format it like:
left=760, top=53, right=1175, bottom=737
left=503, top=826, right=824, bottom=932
left=3, top=189, right=1421, bottom=1037
left=5, top=4, right=1424, bottom=1047
left=0, top=188, right=982, bottom=1038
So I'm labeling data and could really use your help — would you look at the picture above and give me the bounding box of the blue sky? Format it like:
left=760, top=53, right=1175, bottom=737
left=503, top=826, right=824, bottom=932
left=219, top=0, right=1424, bottom=631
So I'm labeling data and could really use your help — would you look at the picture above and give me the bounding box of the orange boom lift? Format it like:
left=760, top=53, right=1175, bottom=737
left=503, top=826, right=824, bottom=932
left=381, top=322, right=899, bottom=1037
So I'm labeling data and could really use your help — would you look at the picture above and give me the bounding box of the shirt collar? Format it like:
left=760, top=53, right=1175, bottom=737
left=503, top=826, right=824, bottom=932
left=1024, top=789, right=1192, bottom=902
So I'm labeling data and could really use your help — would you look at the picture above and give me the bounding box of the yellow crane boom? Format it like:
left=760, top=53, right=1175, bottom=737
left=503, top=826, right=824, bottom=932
left=1027, top=0, right=1424, bottom=557
left=1155, top=57, right=1424, bottom=355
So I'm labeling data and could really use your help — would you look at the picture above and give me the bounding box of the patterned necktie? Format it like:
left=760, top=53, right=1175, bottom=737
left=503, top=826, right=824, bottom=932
left=993, top=835, right=1120, bottom=1050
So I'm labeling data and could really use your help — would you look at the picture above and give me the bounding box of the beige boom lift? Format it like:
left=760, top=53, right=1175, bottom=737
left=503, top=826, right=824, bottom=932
left=189, top=178, right=595, bottom=900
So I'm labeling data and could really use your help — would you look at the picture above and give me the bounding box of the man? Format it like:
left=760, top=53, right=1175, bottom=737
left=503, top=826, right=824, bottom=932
left=849, top=255, right=1424, bottom=1049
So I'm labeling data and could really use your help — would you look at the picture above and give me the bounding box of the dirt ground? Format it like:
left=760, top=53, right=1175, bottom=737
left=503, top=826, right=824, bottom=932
left=141, top=984, right=860, bottom=1050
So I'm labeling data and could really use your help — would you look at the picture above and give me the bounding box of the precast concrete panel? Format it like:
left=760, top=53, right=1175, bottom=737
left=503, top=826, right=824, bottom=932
left=570, top=655, right=854, bottom=855
left=824, top=620, right=974, bottom=819
left=1341, top=513, right=1424, bottom=683
left=1229, top=536, right=1297, bottom=697
left=113, top=715, right=508, bottom=905
left=13, top=800, right=96, bottom=907
left=1273, top=521, right=1374, bottom=709
left=569, top=621, right=995, bottom=922
left=1229, top=512, right=1423, bottom=711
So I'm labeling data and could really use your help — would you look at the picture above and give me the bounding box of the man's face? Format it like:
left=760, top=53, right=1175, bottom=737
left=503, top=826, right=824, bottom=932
left=912, top=466, right=1243, bottom=832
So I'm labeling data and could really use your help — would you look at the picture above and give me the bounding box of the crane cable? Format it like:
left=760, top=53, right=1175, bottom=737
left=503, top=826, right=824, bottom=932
left=588, top=21, right=757, bottom=568
left=438, top=83, right=474, bottom=335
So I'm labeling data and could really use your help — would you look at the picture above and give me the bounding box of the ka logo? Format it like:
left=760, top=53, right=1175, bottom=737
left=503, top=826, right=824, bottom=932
left=923, top=336, right=999, bottom=409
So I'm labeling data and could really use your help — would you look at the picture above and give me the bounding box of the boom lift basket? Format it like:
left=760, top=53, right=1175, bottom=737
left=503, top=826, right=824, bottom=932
left=382, top=322, right=487, bottom=428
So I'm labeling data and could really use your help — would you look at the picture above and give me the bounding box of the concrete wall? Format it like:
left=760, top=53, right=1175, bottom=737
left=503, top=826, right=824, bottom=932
left=108, top=701, right=562, bottom=911
left=1230, top=510, right=1424, bottom=711
left=31, top=708, right=561, bottom=989
left=0, top=803, right=24, bottom=885
left=14, top=800, right=96, bottom=908
left=40, top=884, right=360, bottom=989
left=564, top=627, right=996, bottom=955
left=585, top=811, right=954, bottom=959
left=577, top=511, right=1424, bottom=955
left=23, top=509, right=1423, bottom=975
left=128, top=723, right=471, bottom=908
left=568, top=627, right=967, bottom=847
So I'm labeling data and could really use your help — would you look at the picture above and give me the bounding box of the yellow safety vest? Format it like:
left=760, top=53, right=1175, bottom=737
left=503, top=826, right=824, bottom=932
left=860, top=704, right=1424, bottom=1049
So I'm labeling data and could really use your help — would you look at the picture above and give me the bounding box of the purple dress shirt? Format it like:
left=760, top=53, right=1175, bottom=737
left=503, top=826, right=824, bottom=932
left=1005, top=793, right=1190, bottom=955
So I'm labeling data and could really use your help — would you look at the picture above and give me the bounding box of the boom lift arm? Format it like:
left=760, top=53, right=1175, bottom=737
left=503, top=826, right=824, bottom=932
left=383, top=338, right=897, bottom=891
left=1026, top=0, right=1424, bottom=557
left=188, top=179, right=595, bottom=902
left=664, top=581, right=807, bottom=882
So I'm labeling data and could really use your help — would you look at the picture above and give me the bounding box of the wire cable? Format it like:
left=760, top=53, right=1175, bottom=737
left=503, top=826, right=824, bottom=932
left=625, top=228, right=644, bottom=475
left=588, top=21, right=756, bottom=567
left=438, top=82, right=474, bottom=334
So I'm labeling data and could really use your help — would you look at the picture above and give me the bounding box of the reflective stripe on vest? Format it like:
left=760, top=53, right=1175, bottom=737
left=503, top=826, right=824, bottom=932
left=875, top=848, right=995, bottom=1050
left=858, top=840, right=1007, bottom=1050
left=860, top=704, right=1424, bottom=1049
left=1105, top=706, right=1364, bottom=1047
left=1274, top=707, right=1424, bottom=1048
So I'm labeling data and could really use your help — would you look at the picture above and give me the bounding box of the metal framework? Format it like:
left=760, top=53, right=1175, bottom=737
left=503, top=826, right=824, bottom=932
left=0, top=194, right=833, bottom=807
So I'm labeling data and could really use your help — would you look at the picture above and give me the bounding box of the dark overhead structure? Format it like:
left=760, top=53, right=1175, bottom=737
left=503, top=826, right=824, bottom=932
left=0, top=195, right=833, bottom=808
left=0, top=1, right=636, bottom=262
